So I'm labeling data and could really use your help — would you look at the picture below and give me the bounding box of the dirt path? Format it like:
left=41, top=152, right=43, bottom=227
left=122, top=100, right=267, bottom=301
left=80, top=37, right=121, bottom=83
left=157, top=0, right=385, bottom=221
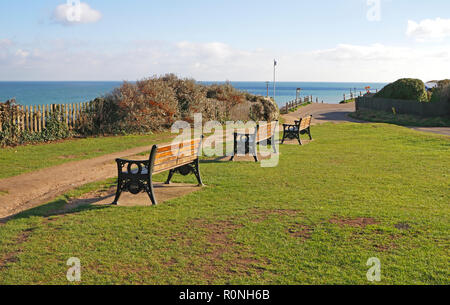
left=281, top=102, right=360, bottom=125
left=0, top=145, right=157, bottom=219
left=282, top=103, right=450, bottom=136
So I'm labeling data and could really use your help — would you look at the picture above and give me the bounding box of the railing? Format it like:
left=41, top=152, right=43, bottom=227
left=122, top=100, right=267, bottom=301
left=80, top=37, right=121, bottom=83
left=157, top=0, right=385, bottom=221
left=281, top=96, right=322, bottom=114
left=343, top=89, right=378, bottom=102
left=0, top=101, right=91, bottom=132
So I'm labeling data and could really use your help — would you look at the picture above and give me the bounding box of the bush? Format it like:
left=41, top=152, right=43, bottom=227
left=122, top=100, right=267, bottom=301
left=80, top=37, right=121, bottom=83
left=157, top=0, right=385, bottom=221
left=375, top=78, right=428, bottom=102
left=430, top=80, right=450, bottom=103
left=77, top=75, right=279, bottom=136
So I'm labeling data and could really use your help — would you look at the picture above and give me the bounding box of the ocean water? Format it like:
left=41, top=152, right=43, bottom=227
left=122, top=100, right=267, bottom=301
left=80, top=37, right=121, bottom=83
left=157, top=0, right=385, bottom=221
left=0, top=81, right=387, bottom=107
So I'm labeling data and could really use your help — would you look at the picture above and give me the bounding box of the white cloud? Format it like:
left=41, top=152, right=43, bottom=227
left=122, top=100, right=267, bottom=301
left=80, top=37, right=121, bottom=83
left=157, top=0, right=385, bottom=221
left=407, top=18, right=450, bottom=42
left=0, top=39, right=13, bottom=47
left=311, top=43, right=412, bottom=61
left=0, top=40, right=449, bottom=82
left=52, top=2, right=102, bottom=25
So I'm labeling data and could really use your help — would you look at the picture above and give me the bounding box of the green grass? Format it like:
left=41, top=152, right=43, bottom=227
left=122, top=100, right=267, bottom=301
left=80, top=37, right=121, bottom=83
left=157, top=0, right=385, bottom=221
left=0, top=132, right=174, bottom=179
left=0, top=123, right=449, bottom=284
left=350, top=109, right=450, bottom=127
left=340, top=98, right=356, bottom=104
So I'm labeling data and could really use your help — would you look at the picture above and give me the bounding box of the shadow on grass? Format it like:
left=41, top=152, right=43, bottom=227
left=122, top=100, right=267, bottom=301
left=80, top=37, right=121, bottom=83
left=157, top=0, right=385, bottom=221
left=0, top=197, right=112, bottom=223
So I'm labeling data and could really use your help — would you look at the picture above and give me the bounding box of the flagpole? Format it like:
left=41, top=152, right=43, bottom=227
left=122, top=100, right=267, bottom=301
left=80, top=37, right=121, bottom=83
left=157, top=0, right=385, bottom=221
left=273, top=59, right=277, bottom=102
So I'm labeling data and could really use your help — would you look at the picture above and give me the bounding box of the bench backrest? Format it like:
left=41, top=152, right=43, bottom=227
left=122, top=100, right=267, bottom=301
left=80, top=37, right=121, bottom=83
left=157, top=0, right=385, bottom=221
left=298, top=116, right=312, bottom=130
left=256, top=120, right=278, bottom=142
left=151, top=137, right=202, bottom=174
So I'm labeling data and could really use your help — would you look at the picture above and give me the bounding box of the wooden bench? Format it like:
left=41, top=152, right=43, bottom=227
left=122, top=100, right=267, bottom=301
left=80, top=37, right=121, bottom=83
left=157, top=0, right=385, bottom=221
left=113, top=137, right=204, bottom=205
left=281, top=115, right=312, bottom=145
left=230, top=121, right=278, bottom=162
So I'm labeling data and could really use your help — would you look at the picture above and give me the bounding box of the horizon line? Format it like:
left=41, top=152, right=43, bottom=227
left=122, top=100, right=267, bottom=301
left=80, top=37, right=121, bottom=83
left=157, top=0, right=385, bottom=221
left=0, top=80, right=389, bottom=83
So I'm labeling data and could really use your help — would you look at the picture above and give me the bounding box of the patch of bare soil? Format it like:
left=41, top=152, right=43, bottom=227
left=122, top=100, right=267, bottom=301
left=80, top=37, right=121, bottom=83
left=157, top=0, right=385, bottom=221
left=329, top=217, right=379, bottom=228
left=0, top=227, right=35, bottom=271
left=395, top=222, right=411, bottom=230
left=190, top=219, right=267, bottom=282
left=374, top=242, right=398, bottom=252
left=350, top=230, right=400, bottom=252
left=57, top=155, right=79, bottom=159
left=287, top=223, right=313, bottom=241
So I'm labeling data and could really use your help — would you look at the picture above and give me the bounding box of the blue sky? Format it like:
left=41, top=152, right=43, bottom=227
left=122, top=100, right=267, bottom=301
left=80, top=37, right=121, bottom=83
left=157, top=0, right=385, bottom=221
left=1, top=0, right=449, bottom=81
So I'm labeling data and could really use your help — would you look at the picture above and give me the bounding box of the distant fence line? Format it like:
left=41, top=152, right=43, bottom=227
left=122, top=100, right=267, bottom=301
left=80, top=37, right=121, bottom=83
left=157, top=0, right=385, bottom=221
left=0, top=102, right=92, bottom=132
left=281, top=96, right=322, bottom=114
left=356, top=97, right=449, bottom=117
left=343, top=89, right=378, bottom=102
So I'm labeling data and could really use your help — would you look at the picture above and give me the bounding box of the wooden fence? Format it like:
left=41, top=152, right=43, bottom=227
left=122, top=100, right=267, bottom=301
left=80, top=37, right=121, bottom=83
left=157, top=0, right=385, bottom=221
left=0, top=102, right=92, bottom=132
left=281, top=96, right=322, bottom=114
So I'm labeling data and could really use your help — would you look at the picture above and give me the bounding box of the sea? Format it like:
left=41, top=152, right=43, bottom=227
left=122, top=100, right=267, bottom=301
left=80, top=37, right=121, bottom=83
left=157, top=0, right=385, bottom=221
left=0, top=81, right=387, bottom=107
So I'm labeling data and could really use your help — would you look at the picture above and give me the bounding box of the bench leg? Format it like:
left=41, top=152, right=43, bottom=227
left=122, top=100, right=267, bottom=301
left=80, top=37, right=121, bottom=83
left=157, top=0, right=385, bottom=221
left=271, top=136, right=277, bottom=153
left=112, top=178, right=123, bottom=205
left=308, top=127, right=312, bottom=140
left=165, top=169, right=175, bottom=184
left=297, top=132, right=303, bottom=145
left=229, top=135, right=237, bottom=161
left=112, top=187, right=122, bottom=205
left=281, top=131, right=286, bottom=144
left=146, top=178, right=157, bottom=205
left=250, top=142, right=258, bottom=162
left=193, top=159, right=204, bottom=186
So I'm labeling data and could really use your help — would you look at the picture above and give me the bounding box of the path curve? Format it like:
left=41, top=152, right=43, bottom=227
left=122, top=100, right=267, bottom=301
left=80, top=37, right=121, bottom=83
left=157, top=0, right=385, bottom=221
left=282, top=103, right=450, bottom=136
left=0, top=145, right=154, bottom=219
left=281, top=102, right=359, bottom=125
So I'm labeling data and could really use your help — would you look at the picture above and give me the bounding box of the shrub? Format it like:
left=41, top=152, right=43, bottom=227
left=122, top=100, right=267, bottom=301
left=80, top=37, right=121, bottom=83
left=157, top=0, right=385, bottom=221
left=375, top=78, right=428, bottom=102
left=77, top=75, right=279, bottom=136
left=430, top=80, right=450, bottom=103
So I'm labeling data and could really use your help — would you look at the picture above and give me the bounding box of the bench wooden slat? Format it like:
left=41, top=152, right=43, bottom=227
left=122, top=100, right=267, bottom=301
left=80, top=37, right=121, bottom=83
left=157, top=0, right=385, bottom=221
left=155, top=150, right=178, bottom=160
left=177, top=155, right=198, bottom=165
left=156, top=144, right=177, bottom=154
left=299, top=116, right=312, bottom=130
left=178, top=146, right=196, bottom=156
left=153, top=160, right=178, bottom=173
left=154, top=155, right=178, bottom=166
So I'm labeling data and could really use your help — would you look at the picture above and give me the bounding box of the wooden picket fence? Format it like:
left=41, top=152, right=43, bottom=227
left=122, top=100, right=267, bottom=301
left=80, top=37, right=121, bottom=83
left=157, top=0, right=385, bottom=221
left=0, top=102, right=92, bottom=132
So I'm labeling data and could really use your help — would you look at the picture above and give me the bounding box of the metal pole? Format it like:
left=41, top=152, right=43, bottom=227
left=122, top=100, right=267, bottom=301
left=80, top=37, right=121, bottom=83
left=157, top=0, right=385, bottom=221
left=266, top=81, right=269, bottom=98
left=273, top=59, right=276, bottom=102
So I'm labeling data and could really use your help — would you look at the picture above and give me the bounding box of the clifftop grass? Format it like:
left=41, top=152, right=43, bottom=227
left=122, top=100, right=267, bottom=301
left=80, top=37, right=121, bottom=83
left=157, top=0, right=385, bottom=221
left=0, top=123, right=448, bottom=284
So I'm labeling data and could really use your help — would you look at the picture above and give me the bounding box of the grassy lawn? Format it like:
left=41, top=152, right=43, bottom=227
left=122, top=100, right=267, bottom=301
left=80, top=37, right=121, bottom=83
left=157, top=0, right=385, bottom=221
left=0, top=123, right=448, bottom=284
left=0, top=132, right=174, bottom=179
